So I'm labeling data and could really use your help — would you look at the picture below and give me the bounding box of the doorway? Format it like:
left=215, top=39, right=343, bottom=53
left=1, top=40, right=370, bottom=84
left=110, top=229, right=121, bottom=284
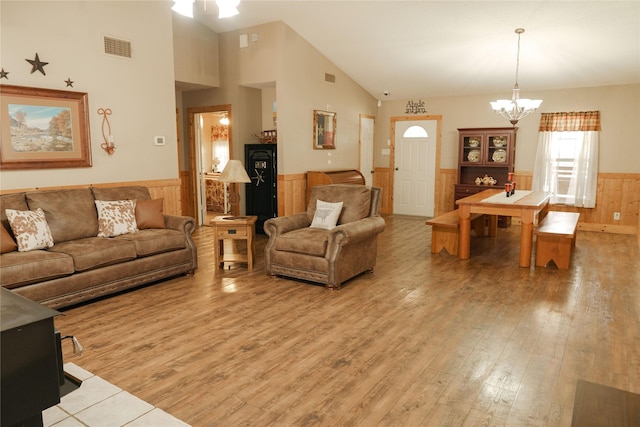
left=359, top=114, right=375, bottom=185
left=186, top=105, right=232, bottom=226
left=391, top=116, right=441, bottom=217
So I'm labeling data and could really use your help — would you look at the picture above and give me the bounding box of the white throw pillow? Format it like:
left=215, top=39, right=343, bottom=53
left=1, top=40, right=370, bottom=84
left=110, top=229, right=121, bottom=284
left=95, top=199, right=139, bottom=237
left=310, top=200, right=343, bottom=230
left=6, top=208, right=55, bottom=252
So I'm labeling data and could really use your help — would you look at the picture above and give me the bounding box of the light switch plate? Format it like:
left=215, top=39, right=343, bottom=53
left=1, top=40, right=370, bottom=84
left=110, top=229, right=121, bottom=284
left=239, top=34, right=249, bottom=48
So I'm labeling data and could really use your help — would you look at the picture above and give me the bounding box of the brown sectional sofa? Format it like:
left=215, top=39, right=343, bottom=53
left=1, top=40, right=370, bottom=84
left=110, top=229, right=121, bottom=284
left=0, top=186, right=197, bottom=309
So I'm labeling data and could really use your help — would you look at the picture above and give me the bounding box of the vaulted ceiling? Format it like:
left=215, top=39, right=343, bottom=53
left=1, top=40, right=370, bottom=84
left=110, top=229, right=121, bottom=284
left=193, top=1, right=640, bottom=101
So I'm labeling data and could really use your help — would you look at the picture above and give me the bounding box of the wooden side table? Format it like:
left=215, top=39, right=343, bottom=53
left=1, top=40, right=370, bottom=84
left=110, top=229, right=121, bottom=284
left=210, top=215, right=257, bottom=270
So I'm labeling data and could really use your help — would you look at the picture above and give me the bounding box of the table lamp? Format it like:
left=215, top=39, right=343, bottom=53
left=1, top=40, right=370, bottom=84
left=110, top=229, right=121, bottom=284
left=218, top=159, right=251, bottom=217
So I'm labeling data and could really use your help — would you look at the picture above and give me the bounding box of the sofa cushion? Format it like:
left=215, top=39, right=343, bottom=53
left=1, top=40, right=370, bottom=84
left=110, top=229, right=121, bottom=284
left=48, top=237, right=137, bottom=272
left=92, top=186, right=151, bottom=202
left=95, top=200, right=139, bottom=237
left=135, top=198, right=166, bottom=229
left=6, top=208, right=55, bottom=252
left=1, top=224, right=17, bottom=253
left=115, top=229, right=185, bottom=257
left=0, top=250, right=74, bottom=288
left=275, top=228, right=329, bottom=257
left=307, top=185, right=371, bottom=225
left=1, top=192, right=28, bottom=232
left=26, top=188, right=98, bottom=243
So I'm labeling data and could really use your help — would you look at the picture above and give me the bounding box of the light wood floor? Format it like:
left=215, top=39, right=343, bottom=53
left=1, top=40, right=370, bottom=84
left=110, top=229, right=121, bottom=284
left=55, top=216, right=640, bottom=426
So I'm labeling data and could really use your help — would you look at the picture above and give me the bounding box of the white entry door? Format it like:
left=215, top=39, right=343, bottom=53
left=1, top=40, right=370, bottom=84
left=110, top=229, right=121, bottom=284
left=359, top=115, right=375, bottom=185
left=393, top=120, right=437, bottom=216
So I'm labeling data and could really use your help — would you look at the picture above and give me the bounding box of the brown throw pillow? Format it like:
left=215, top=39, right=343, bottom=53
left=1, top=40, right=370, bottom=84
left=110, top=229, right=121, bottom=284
left=1, top=223, right=17, bottom=253
left=135, top=198, right=166, bottom=229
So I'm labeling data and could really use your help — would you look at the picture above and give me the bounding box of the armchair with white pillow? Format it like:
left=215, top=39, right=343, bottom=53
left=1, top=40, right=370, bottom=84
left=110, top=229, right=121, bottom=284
left=264, top=184, right=385, bottom=289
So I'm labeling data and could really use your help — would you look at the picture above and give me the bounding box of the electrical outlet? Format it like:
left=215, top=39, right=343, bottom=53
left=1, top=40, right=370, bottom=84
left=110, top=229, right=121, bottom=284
left=613, top=212, right=621, bottom=220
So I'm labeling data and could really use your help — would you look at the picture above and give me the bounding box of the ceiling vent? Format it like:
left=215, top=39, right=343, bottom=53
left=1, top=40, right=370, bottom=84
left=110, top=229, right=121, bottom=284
left=324, top=73, right=336, bottom=83
left=103, top=36, right=132, bottom=59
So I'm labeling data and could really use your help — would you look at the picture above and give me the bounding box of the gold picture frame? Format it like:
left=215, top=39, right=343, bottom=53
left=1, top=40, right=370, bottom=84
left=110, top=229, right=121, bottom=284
left=313, top=109, right=336, bottom=149
left=0, top=85, right=92, bottom=169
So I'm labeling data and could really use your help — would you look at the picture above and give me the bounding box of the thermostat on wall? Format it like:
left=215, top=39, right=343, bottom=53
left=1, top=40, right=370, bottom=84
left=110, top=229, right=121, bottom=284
left=154, top=136, right=165, bottom=146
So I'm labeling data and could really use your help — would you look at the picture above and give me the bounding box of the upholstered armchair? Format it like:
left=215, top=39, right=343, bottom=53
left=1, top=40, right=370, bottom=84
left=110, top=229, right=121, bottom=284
left=264, top=184, right=385, bottom=289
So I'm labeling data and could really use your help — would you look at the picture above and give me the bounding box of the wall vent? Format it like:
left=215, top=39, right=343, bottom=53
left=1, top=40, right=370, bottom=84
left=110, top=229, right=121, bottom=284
left=104, top=36, right=132, bottom=59
left=324, top=73, right=336, bottom=83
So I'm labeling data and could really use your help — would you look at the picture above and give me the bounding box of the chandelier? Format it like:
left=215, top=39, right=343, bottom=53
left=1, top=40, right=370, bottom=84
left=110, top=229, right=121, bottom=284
left=490, top=28, right=542, bottom=126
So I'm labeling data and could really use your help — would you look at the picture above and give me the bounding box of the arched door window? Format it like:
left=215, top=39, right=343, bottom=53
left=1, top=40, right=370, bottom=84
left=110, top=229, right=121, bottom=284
left=403, top=125, right=428, bottom=138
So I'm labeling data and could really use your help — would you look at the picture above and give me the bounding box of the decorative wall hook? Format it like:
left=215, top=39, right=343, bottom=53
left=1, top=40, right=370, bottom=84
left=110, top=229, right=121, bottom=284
left=98, top=108, right=115, bottom=155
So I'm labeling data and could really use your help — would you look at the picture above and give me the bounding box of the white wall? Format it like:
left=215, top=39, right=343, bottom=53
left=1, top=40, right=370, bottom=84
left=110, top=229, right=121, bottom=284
left=208, top=21, right=377, bottom=175
left=277, top=24, right=378, bottom=175
left=375, top=84, right=640, bottom=174
left=0, top=1, right=179, bottom=190
left=173, top=13, right=220, bottom=88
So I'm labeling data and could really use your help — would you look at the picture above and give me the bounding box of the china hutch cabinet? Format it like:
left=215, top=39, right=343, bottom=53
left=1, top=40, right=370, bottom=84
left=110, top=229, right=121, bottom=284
left=455, top=127, right=517, bottom=226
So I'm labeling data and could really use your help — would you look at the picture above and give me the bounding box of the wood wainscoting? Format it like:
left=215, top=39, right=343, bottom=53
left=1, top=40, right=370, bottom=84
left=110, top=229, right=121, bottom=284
left=509, top=172, right=639, bottom=235
left=372, top=167, right=457, bottom=217
left=277, top=173, right=306, bottom=216
left=179, top=170, right=194, bottom=218
left=1, top=179, right=183, bottom=217
left=370, top=168, right=639, bottom=236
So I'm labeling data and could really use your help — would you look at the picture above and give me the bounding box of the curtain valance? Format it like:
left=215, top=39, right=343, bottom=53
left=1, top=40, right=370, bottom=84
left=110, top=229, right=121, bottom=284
left=538, top=111, right=601, bottom=132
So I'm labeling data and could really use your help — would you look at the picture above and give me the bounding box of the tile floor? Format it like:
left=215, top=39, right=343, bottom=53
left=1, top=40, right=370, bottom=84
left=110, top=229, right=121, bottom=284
left=43, top=363, right=190, bottom=427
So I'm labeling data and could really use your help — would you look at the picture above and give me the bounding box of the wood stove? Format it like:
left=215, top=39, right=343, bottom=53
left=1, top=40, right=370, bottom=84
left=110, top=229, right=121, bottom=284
left=1, top=289, right=81, bottom=427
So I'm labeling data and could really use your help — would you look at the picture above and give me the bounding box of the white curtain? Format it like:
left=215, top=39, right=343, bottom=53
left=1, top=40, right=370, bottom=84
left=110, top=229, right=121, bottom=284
left=532, top=111, right=600, bottom=208
left=574, top=130, right=599, bottom=208
left=532, top=131, right=555, bottom=195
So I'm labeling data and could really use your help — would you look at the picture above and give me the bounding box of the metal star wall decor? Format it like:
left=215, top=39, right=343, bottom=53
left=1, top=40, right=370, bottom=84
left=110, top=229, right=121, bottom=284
left=26, top=53, right=48, bottom=75
left=0, top=68, right=8, bottom=79
left=65, top=78, right=74, bottom=87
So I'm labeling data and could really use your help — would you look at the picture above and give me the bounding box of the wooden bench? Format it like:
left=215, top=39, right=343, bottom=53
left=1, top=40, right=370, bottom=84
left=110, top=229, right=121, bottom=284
left=425, top=210, right=486, bottom=256
left=535, top=211, right=580, bottom=269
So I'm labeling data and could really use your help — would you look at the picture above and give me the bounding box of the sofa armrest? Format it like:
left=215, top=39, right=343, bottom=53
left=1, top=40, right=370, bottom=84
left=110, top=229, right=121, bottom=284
left=164, top=215, right=196, bottom=235
left=264, top=213, right=310, bottom=237
left=328, top=216, right=386, bottom=247
left=264, top=213, right=310, bottom=275
left=164, top=215, right=197, bottom=271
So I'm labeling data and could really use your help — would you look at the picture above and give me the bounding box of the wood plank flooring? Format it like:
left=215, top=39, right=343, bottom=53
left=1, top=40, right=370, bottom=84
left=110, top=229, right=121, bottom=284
left=54, top=215, right=640, bottom=426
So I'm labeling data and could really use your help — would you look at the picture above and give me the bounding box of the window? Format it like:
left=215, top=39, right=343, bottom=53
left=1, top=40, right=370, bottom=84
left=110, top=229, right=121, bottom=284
left=403, top=125, right=428, bottom=138
left=532, top=111, right=600, bottom=208
left=546, top=131, right=582, bottom=205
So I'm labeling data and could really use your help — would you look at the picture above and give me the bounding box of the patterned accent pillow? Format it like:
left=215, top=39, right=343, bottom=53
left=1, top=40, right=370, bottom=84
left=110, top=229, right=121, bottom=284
left=5, top=208, right=55, bottom=252
left=310, top=200, right=343, bottom=230
left=95, top=200, right=139, bottom=237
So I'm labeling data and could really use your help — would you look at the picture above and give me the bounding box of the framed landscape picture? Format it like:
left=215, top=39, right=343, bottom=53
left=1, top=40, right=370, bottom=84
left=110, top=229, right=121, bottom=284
left=0, top=85, right=92, bottom=169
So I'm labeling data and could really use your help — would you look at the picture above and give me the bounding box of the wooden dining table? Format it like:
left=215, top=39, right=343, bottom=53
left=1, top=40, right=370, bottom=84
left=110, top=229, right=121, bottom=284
left=456, top=189, right=552, bottom=267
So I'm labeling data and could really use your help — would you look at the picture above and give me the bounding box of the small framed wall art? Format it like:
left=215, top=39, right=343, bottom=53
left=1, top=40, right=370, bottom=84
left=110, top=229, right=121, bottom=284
left=313, top=109, right=336, bottom=149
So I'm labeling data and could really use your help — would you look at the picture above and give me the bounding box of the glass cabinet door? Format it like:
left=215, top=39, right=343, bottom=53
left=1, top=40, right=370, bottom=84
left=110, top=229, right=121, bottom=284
left=461, top=134, right=483, bottom=164
left=487, top=134, right=510, bottom=165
